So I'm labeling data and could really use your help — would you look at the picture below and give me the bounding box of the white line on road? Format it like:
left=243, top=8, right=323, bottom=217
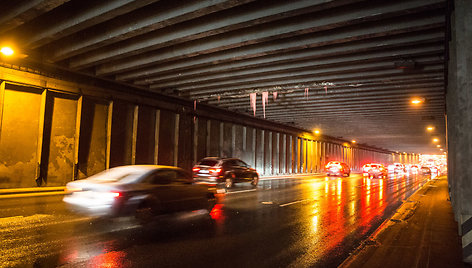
left=225, top=189, right=257, bottom=195
left=279, top=199, right=311, bottom=207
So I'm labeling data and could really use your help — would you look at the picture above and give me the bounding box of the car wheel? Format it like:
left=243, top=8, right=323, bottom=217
left=251, top=175, right=259, bottom=187
left=135, top=200, right=160, bottom=225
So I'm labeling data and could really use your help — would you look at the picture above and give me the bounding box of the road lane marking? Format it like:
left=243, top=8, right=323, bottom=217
left=261, top=201, right=273, bottom=205
left=279, top=199, right=311, bottom=207
left=225, top=189, right=257, bottom=195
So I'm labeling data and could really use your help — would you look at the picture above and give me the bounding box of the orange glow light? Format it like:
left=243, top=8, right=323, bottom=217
left=0, top=46, right=14, bottom=56
left=351, top=140, right=356, bottom=143
left=433, top=138, right=439, bottom=143
left=426, top=126, right=434, bottom=131
left=411, top=97, right=425, bottom=105
left=314, top=129, right=320, bottom=135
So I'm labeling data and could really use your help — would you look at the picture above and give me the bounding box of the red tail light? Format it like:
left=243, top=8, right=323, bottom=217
left=110, top=191, right=121, bottom=198
left=209, top=168, right=222, bottom=174
left=192, top=167, right=200, bottom=172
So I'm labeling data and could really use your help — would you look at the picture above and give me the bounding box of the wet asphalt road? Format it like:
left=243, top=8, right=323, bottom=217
left=0, top=173, right=432, bottom=268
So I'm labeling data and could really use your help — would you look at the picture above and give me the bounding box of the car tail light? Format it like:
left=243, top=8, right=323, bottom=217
left=110, top=191, right=121, bottom=198
left=192, top=167, right=200, bottom=172
left=209, top=168, right=222, bottom=175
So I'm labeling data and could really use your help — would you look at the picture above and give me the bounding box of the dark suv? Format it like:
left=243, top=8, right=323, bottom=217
left=192, top=157, right=259, bottom=189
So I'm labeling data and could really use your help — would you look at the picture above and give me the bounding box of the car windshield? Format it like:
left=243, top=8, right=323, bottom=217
left=198, top=159, right=218, bottom=166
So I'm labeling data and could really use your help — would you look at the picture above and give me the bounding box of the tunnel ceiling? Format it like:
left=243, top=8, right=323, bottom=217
left=0, top=0, right=448, bottom=155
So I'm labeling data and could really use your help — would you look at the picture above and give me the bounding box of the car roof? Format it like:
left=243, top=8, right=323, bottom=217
left=200, top=157, right=241, bottom=161
left=106, top=165, right=182, bottom=173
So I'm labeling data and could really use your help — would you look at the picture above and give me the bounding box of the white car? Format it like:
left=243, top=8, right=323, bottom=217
left=63, top=165, right=216, bottom=223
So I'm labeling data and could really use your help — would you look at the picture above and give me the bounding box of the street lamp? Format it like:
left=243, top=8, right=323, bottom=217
left=313, top=129, right=320, bottom=135
left=433, top=138, right=439, bottom=143
left=411, top=97, right=425, bottom=105
left=0, top=46, right=14, bottom=56
left=426, top=126, right=434, bottom=132
left=351, top=140, right=356, bottom=144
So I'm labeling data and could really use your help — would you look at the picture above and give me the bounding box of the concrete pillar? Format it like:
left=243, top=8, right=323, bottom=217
left=448, top=0, right=472, bottom=263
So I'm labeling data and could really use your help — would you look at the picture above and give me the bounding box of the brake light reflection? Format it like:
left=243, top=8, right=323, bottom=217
left=210, top=204, right=224, bottom=221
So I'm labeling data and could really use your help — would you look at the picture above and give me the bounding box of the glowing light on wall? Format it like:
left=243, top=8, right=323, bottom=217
left=0, top=46, right=14, bottom=56
left=411, top=97, right=425, bottom=105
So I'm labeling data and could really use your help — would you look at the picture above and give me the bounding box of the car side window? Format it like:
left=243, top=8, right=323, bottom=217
left=237, top=160, right=248, bottom=167
left=146, top=170, right=176, bottom=185
left=174, top=170, right=192, bottom=184
left=222, top=160, right=234, bottom=168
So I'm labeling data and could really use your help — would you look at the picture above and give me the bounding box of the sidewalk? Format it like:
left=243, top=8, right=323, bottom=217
left=340, top=176, right=468, bottom=268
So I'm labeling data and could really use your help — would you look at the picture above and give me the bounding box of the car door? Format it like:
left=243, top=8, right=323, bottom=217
left=173, top=170, right=208, bottom=211
left=224, top=159, right=241, bottom=181
left=231, top=159, right=246, bottom=182
left=237, top=160, right=252, bottom=181
left=144, top=169, right=180, bottom=213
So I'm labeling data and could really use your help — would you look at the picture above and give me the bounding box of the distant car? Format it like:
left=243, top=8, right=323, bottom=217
left=388, top=163, right=406, bottom=173
left=192, top=157, right=259, bottom=189
left=430, top=166, right=440, bottom=176
left=363, top=163, right=388, bottom=178
left=63, top=165, right=216, bottom=223
left=420, top=166, right=432, bottom=175
left=362, top=163, right=374, bottom=173
left=325, top=161, right=350, bottom=177
left=409, top=164, right=420, bottom=174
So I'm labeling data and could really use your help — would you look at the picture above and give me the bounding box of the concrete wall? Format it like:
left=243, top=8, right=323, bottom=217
left=447, top=0, right=472, bottom=263
left=0, top=69, right=412, bottom=188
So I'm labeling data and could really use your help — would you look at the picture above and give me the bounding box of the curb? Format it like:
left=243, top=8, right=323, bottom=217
left=0, top=186, right=67, bottom=199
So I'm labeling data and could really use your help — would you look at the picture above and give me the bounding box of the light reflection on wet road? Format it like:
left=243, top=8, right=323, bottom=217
left=0, top=173, right=432, bottom=267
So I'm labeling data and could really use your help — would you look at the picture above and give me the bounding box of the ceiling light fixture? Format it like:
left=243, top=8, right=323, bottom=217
left=0, top=46, right=14, bottom=56
left=411, top=97, right=425, bottom=105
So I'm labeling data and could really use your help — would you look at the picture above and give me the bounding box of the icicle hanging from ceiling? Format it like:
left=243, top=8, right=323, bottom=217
left=262, top=91, right=268, bottom=118
left=217, top=95, right=221, bottom=103
left=250, top=92, right=257, bottom=116
left=273, top=91, right=278, bottom=101
left=305, top=88, right=309, bottom=100
left=324, top=85, right=328, bottom=94
left=193, top=100, right=197, bottom=123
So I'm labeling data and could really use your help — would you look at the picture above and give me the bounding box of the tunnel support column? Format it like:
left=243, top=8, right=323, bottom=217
left=447, top=0, right=472, bottom=263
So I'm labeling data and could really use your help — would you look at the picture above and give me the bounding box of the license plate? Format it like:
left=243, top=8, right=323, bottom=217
left=200, top=170, right=209, bottom=174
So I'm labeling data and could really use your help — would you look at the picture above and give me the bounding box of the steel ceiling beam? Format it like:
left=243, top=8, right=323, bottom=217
left=92, top=5, right=445, bottom=74
left=46, top=0, right=260, bottom=61
left=0, top=0, right=69, bottom=34
left=183, top=65, right=444, bottom=97
left=116, top=29, right=444, bottom=81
